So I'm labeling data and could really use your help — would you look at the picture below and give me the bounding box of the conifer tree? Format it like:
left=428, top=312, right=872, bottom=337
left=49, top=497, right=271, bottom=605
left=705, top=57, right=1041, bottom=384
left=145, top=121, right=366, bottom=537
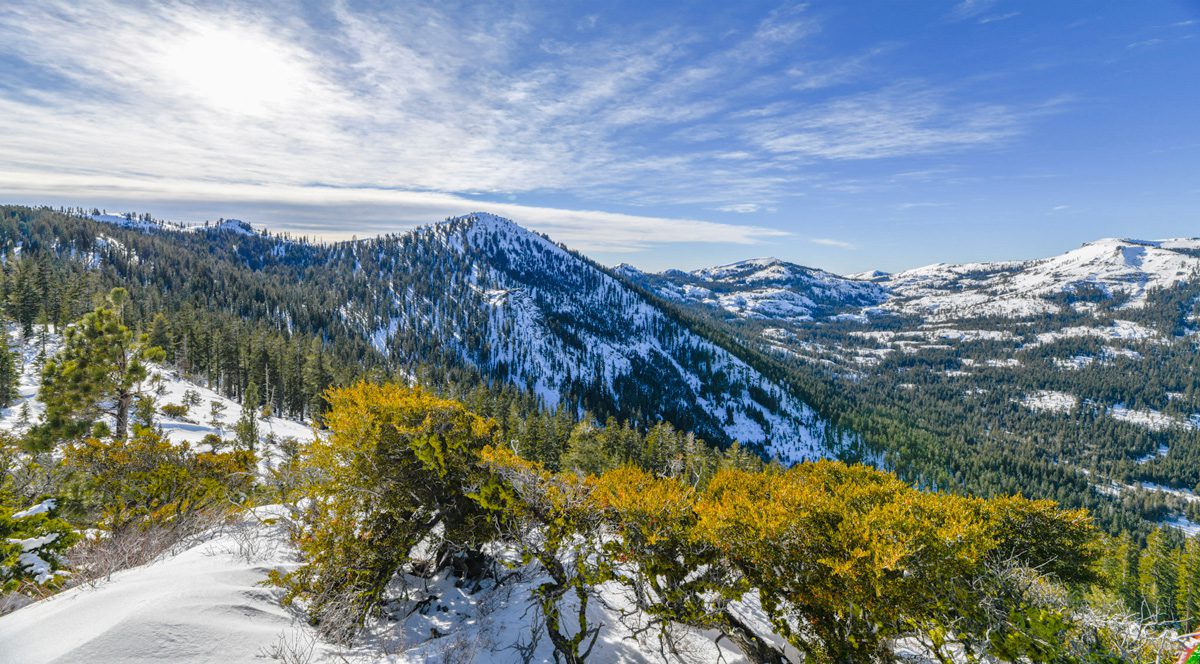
left=234, top=381, right=260, bottom=452
left=1139, top=528, right=1179, bottom=621
left=7, top=262, right=39, bottom=337
left=1178, top=537, right=1200, bottom=632
left=38, top=288, right=165, bottom=442
left=0, top=328, right=18, bottom=408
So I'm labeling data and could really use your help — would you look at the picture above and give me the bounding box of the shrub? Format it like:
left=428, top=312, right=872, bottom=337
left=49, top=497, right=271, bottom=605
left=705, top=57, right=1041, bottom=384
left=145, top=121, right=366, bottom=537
left=63, top=426, right=255, bottom=533
left=161, top=403, right=190, bottom=418
left=275, top=382, right=498, bottom=642
left=1, top=497, right=77, bottom=594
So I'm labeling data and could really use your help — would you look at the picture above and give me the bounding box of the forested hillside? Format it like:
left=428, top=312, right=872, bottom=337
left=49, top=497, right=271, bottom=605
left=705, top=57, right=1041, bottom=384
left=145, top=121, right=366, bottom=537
left=3, top=204, right=1200, bottom=662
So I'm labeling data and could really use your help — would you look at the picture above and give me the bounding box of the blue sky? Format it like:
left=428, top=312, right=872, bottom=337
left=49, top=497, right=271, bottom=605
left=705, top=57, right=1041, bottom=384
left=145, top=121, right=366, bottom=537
left=0, top=1, right=1197, bottom=273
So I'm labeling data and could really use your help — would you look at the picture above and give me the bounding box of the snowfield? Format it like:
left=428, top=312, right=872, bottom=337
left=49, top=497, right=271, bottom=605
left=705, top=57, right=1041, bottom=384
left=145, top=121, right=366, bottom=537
left=627, top=256, right=888, bottom=323
left=0, top=508, right=787, bottom=664
left=875, top=237, right=1200, bottom=320
left=0, top=508, right=318, bottom=664
left=1020, top=390, right=1078, bottom=413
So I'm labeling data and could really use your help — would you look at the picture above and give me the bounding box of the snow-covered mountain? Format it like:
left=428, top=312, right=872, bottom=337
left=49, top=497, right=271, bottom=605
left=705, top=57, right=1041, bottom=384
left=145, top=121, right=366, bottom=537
left=340, top=214, right=833, bottom=461
left=618, top=257, right=888, bottom=322
left=637, top=238, right=1200, bottom=324
left=877, top=237, right=1200, bottom=319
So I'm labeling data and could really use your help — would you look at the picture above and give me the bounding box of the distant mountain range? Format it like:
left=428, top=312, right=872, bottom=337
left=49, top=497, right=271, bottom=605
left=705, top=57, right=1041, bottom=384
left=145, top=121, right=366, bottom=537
left=621, top=237, right=1200, bottom=323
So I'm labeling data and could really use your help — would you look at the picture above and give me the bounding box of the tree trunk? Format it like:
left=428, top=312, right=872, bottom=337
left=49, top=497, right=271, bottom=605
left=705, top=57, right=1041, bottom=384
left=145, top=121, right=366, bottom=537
left=721, top=609, right=789, bottom=664
left=116, top=391, right=132, bottom=439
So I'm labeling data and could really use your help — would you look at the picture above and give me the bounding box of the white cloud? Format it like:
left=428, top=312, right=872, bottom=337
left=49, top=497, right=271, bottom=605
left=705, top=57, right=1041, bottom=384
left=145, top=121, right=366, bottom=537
left=0, top=171, right=786, bottom=252
left=749, top=86, right=1023, bottom=160
left=716, top=203, right=762, bottom=213
left=978, top=11, right=1021, bottom=24
left=809, top=237, right=854, bottom=249
left=0, top=1, right=1054, bottom=242
left=949, top=0, right=998, bottom=21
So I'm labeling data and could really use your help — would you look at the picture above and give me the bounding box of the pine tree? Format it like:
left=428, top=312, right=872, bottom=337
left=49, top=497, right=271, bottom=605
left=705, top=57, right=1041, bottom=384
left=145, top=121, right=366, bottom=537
left=1138, top=528, right=1179, bottom=621
left=0, top=328, right=18, bottom=408
left=7, top=262, right=39, bottom=337
left=234, top=381, right=260, bottom=452
left=208, top=400, right=228, bottom=433
left=1178, top=537, right=1200, bottom=632
left=147, top=313, right=173, bottom=363
left=560, top=420, right=614, bottom=475
left=38, top=288, right=165, bottom=442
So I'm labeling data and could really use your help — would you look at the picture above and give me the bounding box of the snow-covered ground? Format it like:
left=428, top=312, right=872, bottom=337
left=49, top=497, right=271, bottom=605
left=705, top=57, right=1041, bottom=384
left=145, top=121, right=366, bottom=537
left=1020, top=390, right=1078, bottom=413
left=0, top=507, right=776, bottom=664
left=0, top=508, right=328, bottom=664
left=1031, top=319, right=1159, bottom=346
left=637, top=257, right=887, bottom=322
left=0, top=325, right=313, bottom=447
left=878, top=237, right=1200, bottom=320
left=1108, top=404, right=1194, bottom=432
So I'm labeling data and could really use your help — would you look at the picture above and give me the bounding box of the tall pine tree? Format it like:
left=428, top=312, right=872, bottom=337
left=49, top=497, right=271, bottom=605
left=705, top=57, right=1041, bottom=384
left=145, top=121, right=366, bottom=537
left=38, top=288, right=165, bottom=443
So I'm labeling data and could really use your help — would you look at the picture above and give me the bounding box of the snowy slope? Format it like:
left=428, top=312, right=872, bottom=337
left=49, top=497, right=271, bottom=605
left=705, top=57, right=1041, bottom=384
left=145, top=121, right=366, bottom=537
left=0, top=325, right=313, bottom=446
left=637, top=237, right=1200, bottom=323
left=0, top=508, right=779, bottom=664
left=622, top=257, right=887, bottom=322
left=339, top=213, right=836, bottom=461
left=0, top=509, right=319, bottom=664
left=879, top=238, right=1200, bottom=319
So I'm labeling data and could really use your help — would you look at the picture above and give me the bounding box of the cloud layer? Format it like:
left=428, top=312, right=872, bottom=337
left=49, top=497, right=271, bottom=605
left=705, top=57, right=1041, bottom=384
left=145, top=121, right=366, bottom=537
left=0, top=1, right=1043, bottom=250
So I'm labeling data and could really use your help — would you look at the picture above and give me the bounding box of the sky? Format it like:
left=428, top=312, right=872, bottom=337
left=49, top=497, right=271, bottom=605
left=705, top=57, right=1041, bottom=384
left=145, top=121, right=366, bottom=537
left=0, top=0, right=1198, bottom=274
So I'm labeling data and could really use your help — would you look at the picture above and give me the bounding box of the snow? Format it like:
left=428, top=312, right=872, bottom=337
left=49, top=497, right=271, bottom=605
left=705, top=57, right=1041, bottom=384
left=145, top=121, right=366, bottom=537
left=881, top=237, right=1200, bottom=320
left=849, top=328, right=1016, bottom=344
left=90, top=213, right=159, bottom=233
left=11, top=498, right=56, bottom=519
left=213, top=219, right=255, bottom=235
left=1108, top=404, right=1192, bottom=432
left=1032, top=319, right=1159, bottom=346
left=0, top=508, right=326, bottom=664
left=9, top=533, right=59, bottom=552
left=402, top=213, right=835, bottom=461
left=15, top=552, right=56, bottom=584
left=0, top=325, right=60, bottom=433
left=1162, top=514, right=1200, bottom=537
left=0, top=509, right=783, bottom=664
left=651, top=257, right=887, bottom=322
left=1020, top=390, right=1078, bottom=413
left=1055, top=355, right=1095, bottom=370
left=0, top=325, right=314, bottom=448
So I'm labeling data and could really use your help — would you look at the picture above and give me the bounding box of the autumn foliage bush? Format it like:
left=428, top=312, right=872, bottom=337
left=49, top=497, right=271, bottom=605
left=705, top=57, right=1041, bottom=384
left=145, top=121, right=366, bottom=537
left=281, top=383, right=1111, bottom=663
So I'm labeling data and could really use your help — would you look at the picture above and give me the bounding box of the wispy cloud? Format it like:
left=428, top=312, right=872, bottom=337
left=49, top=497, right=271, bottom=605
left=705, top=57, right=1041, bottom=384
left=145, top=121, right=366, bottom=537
left=978, top=11, right=1021, bottom=24
left=948, top=0, right=999, bottom=21
left=0, top=0, right=1055, bottom=246
left=810, top=237, right=854, bottom=249
left=716, top=203, right=762, bottom=213
left=748, top=85, right=1024, bottom=160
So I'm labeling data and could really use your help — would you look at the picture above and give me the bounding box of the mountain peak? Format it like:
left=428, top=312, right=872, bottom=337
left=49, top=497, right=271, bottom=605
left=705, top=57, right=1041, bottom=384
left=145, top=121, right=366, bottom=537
left=448, top=212, right=524, bottom=232
left=214, top=219, right=254, bottom=235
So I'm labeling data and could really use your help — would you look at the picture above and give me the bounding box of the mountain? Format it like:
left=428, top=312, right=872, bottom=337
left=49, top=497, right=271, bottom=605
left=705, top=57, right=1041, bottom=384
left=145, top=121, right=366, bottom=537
left=617, top=257, right=888, bottom=322
left=14, top=208, right=836, bottom=461
left=640, top=238, right=1200, bottom=324
left=341, top=214, right=832, bottom=461
left=13, top=205, right=1200, bottom=535
left=878, top=237, right=1200, bottom=320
